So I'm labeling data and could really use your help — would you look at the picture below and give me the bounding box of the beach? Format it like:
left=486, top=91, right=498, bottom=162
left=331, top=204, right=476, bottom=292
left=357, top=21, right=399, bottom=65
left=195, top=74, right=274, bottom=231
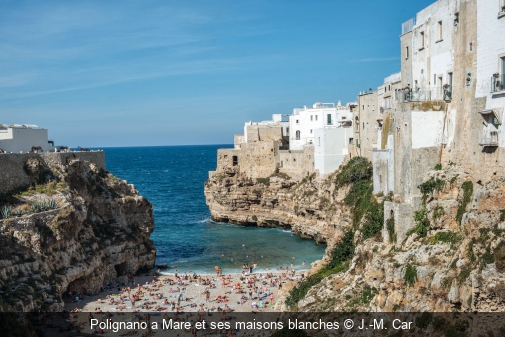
left=64, top=269, right=307, bottom=315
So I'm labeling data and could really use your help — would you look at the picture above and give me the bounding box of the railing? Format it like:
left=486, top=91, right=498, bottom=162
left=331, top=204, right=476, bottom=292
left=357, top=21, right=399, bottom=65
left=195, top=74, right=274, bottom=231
left=491, top=75, right=505, bottom=93
left=398, top=89, right=433, bottom=103
left=402, top=17, right=416, bottom=35
left=479, top=130, right=500, bottom=147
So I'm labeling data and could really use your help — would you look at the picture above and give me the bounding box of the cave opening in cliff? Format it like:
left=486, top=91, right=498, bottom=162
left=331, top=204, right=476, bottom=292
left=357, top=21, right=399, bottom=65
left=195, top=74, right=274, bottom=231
left=114, top=262, right=129, bottom=277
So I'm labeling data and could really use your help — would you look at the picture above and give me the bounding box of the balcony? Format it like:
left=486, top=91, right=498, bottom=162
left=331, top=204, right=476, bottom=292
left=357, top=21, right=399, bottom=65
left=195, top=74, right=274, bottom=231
left=398, top=89, right=433, bottom=103
left=491, top=74, right=505, bottom=93
left=479, top=130, right=500, bottom=147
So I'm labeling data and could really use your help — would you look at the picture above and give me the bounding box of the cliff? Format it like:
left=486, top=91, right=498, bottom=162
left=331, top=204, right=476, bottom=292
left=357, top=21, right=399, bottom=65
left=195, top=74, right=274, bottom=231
left=0, top=155, right=156, bottom=311
left=205, top=158, right=505, bottom=312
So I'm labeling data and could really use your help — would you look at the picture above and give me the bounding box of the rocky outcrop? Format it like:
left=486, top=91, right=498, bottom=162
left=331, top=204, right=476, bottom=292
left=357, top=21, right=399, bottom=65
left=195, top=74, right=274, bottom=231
left=0, top=157, right=155, bottom=311
left=205, top=159, right=505, bottom=312
left=205, top=170, right=352, bottom=248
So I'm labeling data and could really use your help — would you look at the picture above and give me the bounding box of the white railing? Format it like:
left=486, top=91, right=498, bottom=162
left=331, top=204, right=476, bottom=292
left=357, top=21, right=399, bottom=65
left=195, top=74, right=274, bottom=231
left=402, top=17, right=416, bottom=35
left=479, top=130, right=500, bottom=147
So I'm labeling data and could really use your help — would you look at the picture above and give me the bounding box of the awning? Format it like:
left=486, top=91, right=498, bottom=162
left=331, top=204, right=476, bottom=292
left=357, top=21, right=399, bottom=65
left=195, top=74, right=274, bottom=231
left=479, top=107, right=503, bottom=125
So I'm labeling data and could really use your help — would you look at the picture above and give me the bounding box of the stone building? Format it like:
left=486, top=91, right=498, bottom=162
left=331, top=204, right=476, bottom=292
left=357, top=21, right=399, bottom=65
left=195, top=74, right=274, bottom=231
left=211, top=101, right=356, bottom=180
left=363, top=0, right=505, bottom=244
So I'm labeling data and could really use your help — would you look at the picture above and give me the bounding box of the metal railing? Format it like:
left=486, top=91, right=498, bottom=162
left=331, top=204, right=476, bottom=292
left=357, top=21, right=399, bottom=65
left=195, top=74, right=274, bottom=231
left=479, top=130, right=500, bottom=147
left=491, top=75, right=505, bottom=93
left=398, top=89, right=433, bottom=103
left=402, top=17, right=416, bottom=35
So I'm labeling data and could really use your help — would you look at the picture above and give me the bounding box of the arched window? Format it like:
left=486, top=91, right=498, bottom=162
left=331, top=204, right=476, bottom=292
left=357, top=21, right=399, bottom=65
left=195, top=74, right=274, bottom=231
left=295, top=130, right=300, bottom=140
left=355, top=117, right=359, bottom=131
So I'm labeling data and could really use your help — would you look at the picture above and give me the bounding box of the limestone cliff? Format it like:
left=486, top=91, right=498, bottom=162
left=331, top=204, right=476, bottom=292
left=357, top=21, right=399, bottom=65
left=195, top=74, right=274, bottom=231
left=0, top=156, right=156, bottom=311
left=205, top=158, right=505, bottom=312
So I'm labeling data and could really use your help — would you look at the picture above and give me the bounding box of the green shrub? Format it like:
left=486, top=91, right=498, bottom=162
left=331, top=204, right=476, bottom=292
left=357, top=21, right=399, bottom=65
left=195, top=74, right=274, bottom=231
left=285, top=231, right=354, bottom=309
left=256, top=177, right=270, bottom=187
left=434, top=163, right=442, bottom=170
left=361, top=201, right=384, bottom=239
left=335, top=157, right=372, bottom=188
left=432, top=206, right=445, bottom=221
left=1, top=206, right=12, bottom=219
left=11, top=209, right=25, bottom=217
left=404, top=264, right=418, bottom=287
left=29, top=199, right=58, bottom=213
left=408, top=208, right=429, bottom=237
left=418, top=178, right=446, bottom=203
left=500, top=209, right=505, bottom=222
left=467, top=240, right=476, bottom=262
left=386, top=217, right=395, bottom=242
left=456, top=268, right=471, bottom=284
left=456, top=181, right=473, bottom=225
left=430, top=231, right=460, bottom=245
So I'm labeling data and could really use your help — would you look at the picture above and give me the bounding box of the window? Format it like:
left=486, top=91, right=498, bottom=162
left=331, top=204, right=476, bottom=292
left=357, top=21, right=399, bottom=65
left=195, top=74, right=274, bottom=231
left=327, top=114, right=332, bottom=125
left=296, top=119, right=299, bottom=124
left=438, top=21, right=443, bottom=40
left=295, top=130, right=300, bottom=140
left=454, top=12, right=459, bottom=26
left=362, top=122, right=365, bottom=130
left=232, top=156, right=238, bottom=166
left=318, top=137, right=320, bottom=146
left=406, top=46, right=409, bottom=59
left=315, top=115, right=318, bottom=121
left=420, top=31, right=425, bottom=48
left=349, top=138, right=353, bottom=145
left=310, top=115, right=313, bottom=121
left=469, top=43, right=473, bottom=51
left=310, top=129, right=313, bottom=134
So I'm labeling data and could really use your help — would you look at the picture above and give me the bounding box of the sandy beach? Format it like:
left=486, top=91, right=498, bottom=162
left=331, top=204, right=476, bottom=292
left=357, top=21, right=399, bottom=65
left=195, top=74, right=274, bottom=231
left=64, top=269, right=307, bottom=315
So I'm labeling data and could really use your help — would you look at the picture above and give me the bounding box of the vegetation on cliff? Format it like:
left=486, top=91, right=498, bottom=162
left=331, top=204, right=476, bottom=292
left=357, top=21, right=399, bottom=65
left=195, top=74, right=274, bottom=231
left=286, top=157, right=384, bottom=309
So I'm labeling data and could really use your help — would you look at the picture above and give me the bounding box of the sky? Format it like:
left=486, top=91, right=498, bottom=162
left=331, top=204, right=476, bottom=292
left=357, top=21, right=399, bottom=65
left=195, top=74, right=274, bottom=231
left=0, top=0, right=435, bottom=147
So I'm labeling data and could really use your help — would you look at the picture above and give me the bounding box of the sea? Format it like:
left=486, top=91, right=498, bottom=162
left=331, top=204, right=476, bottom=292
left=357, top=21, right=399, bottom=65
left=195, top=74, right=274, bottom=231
left=103, top=145, right=326, bottom=275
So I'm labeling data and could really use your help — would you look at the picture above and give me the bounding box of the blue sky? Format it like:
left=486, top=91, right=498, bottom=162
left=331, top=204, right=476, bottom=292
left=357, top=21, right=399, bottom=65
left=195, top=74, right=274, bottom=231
left=0, top=0, right=435, bottom=147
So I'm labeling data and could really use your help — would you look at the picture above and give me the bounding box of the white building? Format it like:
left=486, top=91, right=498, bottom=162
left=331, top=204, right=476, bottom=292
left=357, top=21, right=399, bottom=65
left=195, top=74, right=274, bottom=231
left=288, top=101, right=353, bottom=151
left=475, top=0, right=505, bottom=148
left=314, top=125, right=353, bottom=175
left=0, top=124, right=55, bottom=153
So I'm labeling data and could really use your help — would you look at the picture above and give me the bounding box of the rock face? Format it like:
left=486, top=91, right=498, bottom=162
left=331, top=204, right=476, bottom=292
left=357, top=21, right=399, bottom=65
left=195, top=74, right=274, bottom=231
left=205, top=160, right=505, bottom=312
left=205, top=170, right=352, bottom=248
left=295, top=168, right=505, bottom=312
left=0, top=157, right=156, bottom=311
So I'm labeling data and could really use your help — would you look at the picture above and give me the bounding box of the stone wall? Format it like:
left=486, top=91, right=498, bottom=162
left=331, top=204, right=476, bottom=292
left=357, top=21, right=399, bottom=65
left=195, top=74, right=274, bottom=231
left=279, top=146, right=315, bottom=179
left=0, top=151, right=105, bottom=196
left=245, top=124, right=284, bottom=143
left=383, top=201, right=414, bottom=246
left=215, top=142, right=280, bottom=179
left=373, top=149, right=394, bottom=195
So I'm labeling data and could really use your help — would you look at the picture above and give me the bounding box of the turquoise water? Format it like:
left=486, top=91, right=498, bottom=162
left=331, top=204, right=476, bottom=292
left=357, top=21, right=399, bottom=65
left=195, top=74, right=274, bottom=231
left=104, top=145, right=325, bottom=274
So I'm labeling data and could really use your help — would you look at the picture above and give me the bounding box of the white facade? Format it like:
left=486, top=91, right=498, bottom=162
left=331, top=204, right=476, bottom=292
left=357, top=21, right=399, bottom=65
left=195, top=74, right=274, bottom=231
left=0, top=124, right=55, bottom=153
left=314, top=126, right=352, bottom=175
left=476, top=0, right=505, bottom=147
left=408, top=0, right=458, bottom=101
left=288, top=101, right=353, bottom=151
